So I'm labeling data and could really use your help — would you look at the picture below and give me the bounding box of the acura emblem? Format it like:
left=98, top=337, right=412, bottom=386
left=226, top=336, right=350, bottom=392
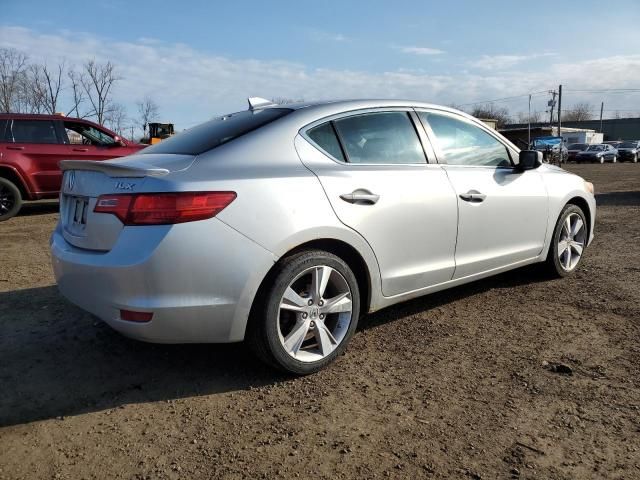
left=66, top=171, right=75, bottom=191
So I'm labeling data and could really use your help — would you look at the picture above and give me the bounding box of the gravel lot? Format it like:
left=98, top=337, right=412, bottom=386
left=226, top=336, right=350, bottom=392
left=1, top=164, right=639, bottom=480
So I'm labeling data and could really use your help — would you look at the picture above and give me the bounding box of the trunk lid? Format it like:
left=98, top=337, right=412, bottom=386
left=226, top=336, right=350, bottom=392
left=59, top=154, right=196, bottom=251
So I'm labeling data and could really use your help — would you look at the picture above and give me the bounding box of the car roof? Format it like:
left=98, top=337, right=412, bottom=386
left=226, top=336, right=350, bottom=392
left=0, top=113, right=92, bottom=122
left=275, top=98, right=468, bottom=116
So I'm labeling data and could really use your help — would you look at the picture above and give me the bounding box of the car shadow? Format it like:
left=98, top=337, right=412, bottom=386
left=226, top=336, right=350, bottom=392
left=595, top=191, right=640, bottom=206
left=17, top=200, right=59, bottom=217
left=0, top=265, right=550, bottom=427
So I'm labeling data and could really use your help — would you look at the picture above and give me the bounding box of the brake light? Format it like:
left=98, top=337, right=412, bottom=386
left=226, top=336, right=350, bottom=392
left=94, top=192, right=236, bottom=225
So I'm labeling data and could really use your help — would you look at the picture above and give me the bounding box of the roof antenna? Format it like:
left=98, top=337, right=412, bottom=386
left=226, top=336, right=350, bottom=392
left=247, top=97, right=275, bottom=110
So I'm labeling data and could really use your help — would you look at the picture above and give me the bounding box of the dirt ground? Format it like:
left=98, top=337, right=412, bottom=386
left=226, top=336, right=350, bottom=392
left=1, top=164, right=639, bottom=480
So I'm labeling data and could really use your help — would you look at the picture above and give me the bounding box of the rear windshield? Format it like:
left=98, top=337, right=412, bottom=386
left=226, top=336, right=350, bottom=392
left=620, top=141, right=638, bottom=148
left=141, top=108, right=292, bottom=155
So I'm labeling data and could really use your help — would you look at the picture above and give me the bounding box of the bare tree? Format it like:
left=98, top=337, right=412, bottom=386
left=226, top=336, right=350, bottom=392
left=0, top=47, right=29, bottom=112
left=516, top=110, right=542, bottom=124
left=106, top=103, right=128, bottom=136
left=562, top=102, right=593, bottom=122
left=81, top=59, right=120, bottom=125
left=471, top=103, right=512, bottom=128
left=66, top=69, right=88, bottom=118
left=271, top=97, right=304, bottom=105
left=28, top=61, right=66, bottom=114
left=136, top=96, right=159, bottom=137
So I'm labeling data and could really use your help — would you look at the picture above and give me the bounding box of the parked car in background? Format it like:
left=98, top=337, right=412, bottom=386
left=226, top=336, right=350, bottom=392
left=0, top=114, right=144, bottom=221
left=51, top=98, right=596, bottom=374
left=616, top=140, right=639, bottom=163
left=576, top=143, right=618, bottom=164
left=566, top=143, right=589, bottom=162
left=531, top=136, right=568, bottom=164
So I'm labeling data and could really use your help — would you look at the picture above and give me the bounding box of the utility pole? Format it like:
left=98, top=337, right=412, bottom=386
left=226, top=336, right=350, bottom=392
left=599, top=102, right=604, bottom=133
left=548, top=90, right=557, bottom=125
left=528, top=94, right=532, bottom=146
left=557, top=84, right=562, bottom=138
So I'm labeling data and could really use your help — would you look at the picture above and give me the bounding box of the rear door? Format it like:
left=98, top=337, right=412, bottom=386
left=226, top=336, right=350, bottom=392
left=417, top=110, right=548, bottom=279
left=6, top=118, right=66, bottom=194
left=296, top=109, right=458, bottom=297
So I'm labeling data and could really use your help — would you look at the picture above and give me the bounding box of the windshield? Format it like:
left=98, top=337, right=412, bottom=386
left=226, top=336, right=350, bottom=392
left=587, top=145, right=606, bottom=151
left=141, top=108, right=292, bottom=155
left=533, top=137, right=561, bottom=147
left=620, top=141, right=637, bottom=148
left=568, top=143, right=587, bottom=150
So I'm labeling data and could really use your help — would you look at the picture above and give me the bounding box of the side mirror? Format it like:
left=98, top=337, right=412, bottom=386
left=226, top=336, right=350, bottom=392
left=111, top=135, right=126, bottom=147
left=516, top=150, right=542, bottom=170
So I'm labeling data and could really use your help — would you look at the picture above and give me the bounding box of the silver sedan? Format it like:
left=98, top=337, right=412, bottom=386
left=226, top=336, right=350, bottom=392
left=51, top=99, right=596, bottom=374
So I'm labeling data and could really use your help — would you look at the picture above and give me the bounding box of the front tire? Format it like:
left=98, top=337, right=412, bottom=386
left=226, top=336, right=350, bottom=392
left=0, top=177, right=22, bottom=222
left=247, top=250, right=360, bottom=375
left=544, top=204, right=588, bottom=277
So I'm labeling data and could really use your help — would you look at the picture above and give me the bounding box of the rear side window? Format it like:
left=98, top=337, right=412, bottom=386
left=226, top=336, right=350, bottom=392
left=10, top=120, right=59, bottom=144
left=307, top=122, right=345, bottom=161
left=141, top=108, right=292, bottom=155
left=333, top=112, right=426, bottom=164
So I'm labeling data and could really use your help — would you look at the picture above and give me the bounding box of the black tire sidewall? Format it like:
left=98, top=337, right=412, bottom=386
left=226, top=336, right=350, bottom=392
left=0, top=178, right=22, bottom=221
left=260, top=250, right=360, bottom=375
left=548, top=204, right=587, bottom=277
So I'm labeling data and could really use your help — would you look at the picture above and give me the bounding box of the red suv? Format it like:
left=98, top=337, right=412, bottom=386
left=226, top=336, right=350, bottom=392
left=0, top=114, right=145, bottom=221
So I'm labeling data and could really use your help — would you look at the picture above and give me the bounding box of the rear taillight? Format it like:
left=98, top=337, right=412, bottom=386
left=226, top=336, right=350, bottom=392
left=94, top=192, right=236, bottom=225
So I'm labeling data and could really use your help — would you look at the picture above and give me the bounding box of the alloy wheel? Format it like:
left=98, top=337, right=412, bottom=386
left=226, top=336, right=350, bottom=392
left=277, top=265, right=353, bottom=362
left=0, top=184, right=16, bottom=215
left=557, top=212, right=587, bottom=272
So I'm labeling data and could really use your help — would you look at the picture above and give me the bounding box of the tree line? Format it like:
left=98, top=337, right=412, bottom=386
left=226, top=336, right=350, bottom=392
left=468, top=102, right=598, bottom=128
left=0, top=47, right=159, bottom=140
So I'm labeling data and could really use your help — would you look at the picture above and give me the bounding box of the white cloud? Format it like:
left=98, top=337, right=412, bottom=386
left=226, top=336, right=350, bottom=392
left=1, top=26, right=639, bottom=127
left=307, top=29, right=348, bottom=42
left=398, top=46, right=445, bottom=55
left=468, top=53, right=557, bottom=70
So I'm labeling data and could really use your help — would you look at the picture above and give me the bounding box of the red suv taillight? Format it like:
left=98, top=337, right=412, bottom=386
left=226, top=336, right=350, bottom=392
left=94, top=192, right=236, bottom=225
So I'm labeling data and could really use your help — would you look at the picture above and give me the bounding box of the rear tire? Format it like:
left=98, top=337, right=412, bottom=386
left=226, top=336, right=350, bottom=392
left=544, top=204, right=588, bottom=278
left=247, top=250, right=360, bottom=375
left=612, top=156, right=617, bottom=163
left=0, top=177, right=22, bottom=222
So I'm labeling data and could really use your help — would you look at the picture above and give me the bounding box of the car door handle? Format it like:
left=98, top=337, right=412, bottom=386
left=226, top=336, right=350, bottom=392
left=340, top=190, right=380, bottom=205
left=459, top=190, right=486, bottom=203
left=6, top=146, right=24, bottom=150
left=73, top=148, right=89, bottom=152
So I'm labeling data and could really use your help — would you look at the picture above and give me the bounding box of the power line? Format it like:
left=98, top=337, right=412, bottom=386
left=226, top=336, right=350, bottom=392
left=564, top=88, right=640, bottom=93
left=458, top=90, right=549, bottom=107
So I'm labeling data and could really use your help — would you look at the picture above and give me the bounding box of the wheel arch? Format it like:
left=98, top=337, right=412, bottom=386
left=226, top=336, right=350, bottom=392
left=566, top=195, right=592, bottom=240
left=247, top=238, right=375, bottom=335
left=0, top=165, right=30, bottom=200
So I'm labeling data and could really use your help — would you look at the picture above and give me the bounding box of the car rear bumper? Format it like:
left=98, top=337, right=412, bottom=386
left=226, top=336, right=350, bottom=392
left=50, top=218, right=276, bottom=343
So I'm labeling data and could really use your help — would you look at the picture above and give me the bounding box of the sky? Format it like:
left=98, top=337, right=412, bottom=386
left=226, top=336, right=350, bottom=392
left=2, top=0, right=640, bottom=132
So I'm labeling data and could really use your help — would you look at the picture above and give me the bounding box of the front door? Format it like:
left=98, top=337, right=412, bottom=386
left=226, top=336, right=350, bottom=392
left=418, top=110, right=549, bottom=279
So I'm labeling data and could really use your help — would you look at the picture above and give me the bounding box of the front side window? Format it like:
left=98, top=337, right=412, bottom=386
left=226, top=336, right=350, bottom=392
left=420, top=112, right=511, bottom=167
left=332, top=112, right=426, bottom=164
left=64, top=122, right=116, bottom=146
left=10, top=120, right=59, bottom=144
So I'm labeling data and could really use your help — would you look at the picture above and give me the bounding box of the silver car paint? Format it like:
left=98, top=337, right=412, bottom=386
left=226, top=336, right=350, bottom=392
left=51, top=99, right=596, bottom=344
